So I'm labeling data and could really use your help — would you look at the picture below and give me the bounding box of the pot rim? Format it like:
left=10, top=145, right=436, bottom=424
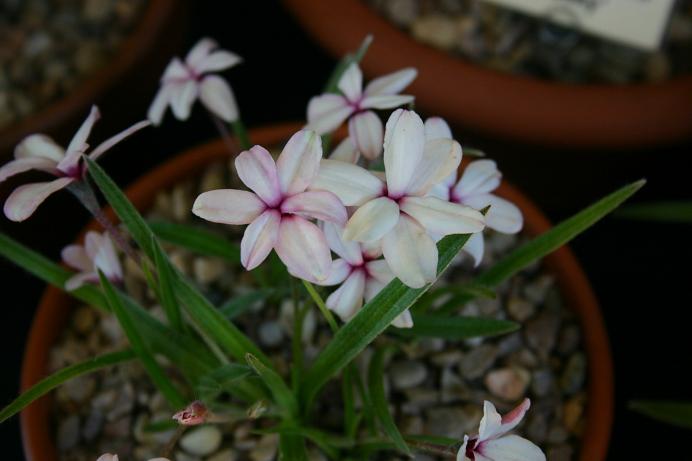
left=0, top=0, right=181, bottom=156
left=283, top=0, right=692, bottom=149
left=19, top=122, right=613, bottom=461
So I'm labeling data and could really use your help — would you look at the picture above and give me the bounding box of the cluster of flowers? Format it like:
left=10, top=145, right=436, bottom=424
left=0, top=37, right=541, bottom=460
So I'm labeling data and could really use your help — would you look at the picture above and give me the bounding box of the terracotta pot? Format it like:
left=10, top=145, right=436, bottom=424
left=0, top=0, right=185, bottom=159
left=20, top=123, right=613, bottom=460
left=283, top=0, right=692, bottom=150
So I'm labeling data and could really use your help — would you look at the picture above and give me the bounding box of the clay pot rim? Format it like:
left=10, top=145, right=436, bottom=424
left=19, top=122, right=613, bottom=461
left=0, top=0, right=179, bottom=157
left=283, top=0, right=692, bottom=149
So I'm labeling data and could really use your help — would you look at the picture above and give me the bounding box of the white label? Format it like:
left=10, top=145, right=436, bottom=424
left=481, top=0, right=677, bottom=50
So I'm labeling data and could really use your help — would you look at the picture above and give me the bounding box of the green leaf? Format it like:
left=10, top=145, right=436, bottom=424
left=99, top=272, right=186, bottom=407
left=246, top=353, right=298, bottom=419
left=396, top=315, right=519, bottom=340
left=368, top=348, right=410, bottom=454
left=0, top=349, right=135, bottom=423
left=220, top=289, right=274, bottom=320
left=630, top=401, right=692, bottom=430
left=196, top=363, right=253, bottom=402
left=152, top=237, right=184, bottom=331
left=616, top=201, right=692, bottom=223
left=85, top=157, right=156, bottom=259
left=279, top=433, right=309, bottom=461
left=300, top=232, right=472, bottom=406
left=404, top=433, right=459, bottom=446
left=149, top=220, right=241, bottom=262
left=440, top=180, right=645, bottom=313
left=414, top=282, right=495, bottom=314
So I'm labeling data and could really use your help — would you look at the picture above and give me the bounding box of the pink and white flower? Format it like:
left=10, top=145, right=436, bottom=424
left=307, top=63, right=416, bottom=160
left=97, top=454, right=168, bottom=461
left=148, top=38, right=241, bottom=125
left=192, top=130, right=347, bottom=283
left=0, top=106, right=149, bottom=222
left=310, top=109, right=485, bottom=289
left=457, top=399, right=545, bottom=461
left=62, top=230, right=123, bottom=291
left=426, top=117, right=523, bottom=266
left=317, top=222, right=412, bottom=328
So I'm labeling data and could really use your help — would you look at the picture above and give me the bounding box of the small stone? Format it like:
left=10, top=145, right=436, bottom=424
left=390, top=360, right=427, bottom=390
left=526, top=412, right=548, bottom=444
left=180, top=426, right=223, bottom=457
left=193, top=257, right=225, bottom=285
left=547, top=444, right=573, bottom=461
left=547, top=425, right=569, bottom=444
left=170, top=251, right=191, bottom=275
left=175, top=451, right=201, bottom=461
left=497, top=332, right=523, bottom=356
left=430, top=350, right=463, bottom=368
left=507, top=296, right=535, bottom=322
left=531, top=368, right=555, bottom=397
left=412, top=15, right=459, bottom=50
left=484, top=367, right=530, bottom=401
left=258, top=320, right=284, bottom=347
left=560, top=353, right=586, bottom=395
left=172, top=183, right=193, bottom=221
left=460, top=344, right=498, bottom=379
left=557, top=324, right=581, bottom=355
left=385, top=0, right=418, bottom=26
left=508, top=348, right=539, bottom=369
left=563, top=394, right=585, bottom=432
left=200, top=165, right=226, bottom=192
left=103, top=416, right=130, bottom=438
left=249, top=434, right=279, bottom=461
left=73, top=306, right=96, bottom=334
left=82, top=410, right=104, bottom=441
left=525, top=308, right=561, bottom=358
left=100, top=315, right=123, bottom=343
left=207, top=448, right=238, bottom=461
left=400, top=415, right=424, bottom=434
left=424, top=407, right=466, bottom=438
left=523, top=275, right=554, bottom=303
left=57, top=414, right=80, bottom=451
left=63, top=375, right=96, bottom=402
left=83, top=0, right=113, bottom=22
left=441, top=367, right=471, bottom=402
left=91, top=389, right=118, bottom=410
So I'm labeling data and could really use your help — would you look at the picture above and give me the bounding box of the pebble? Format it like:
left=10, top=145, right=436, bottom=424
left=193, top=257, right=226, bottom=285
left=412, top=15, right=459, bottom=50
left=507, top=296, right=535, bottom=322
left=249, top=434, right=279, bottom=461
left=57, top=414, right=81, bottom=451
left=459, top=344, right=498, bottom=379
left=531, top=368, right=555, bottom=397
left=385, top=0, right=418, bottom=26
left=547, top=444, right=574, bottom=461
left=258, top=320, right=284, bottom=347
left=390, top=360, right=428, bottom=389
left=560, top=353, right=586, bottom=395
left=563, top=394, right=585, bottom=432
left=180, top=426, right=223, bottom=457
left=525, top=308, right=560, bottom=359
left=484, top=367, right=531, bottom=401
left=207, top=448, right=238, bottom=461
left=557, top=324, right=581, bottom=355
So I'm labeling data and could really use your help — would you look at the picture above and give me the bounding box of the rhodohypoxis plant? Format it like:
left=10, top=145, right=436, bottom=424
left=0, top=36, right=645, bottom=461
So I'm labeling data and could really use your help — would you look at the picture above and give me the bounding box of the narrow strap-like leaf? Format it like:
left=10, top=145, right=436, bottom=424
left=246, top=353, right=299, bottom=419
left=220, top=289, right=274, bottom=320
left=196, top=363, right=254, bottom=402
left=99, top=272, right=186, bottom=407
left=0, top=349, right=135, bottom=423
left=368, top=348, right=410, bottom=454
left=152, top=237, right=184, bottom=332
left=149, top=220, right=240, bottom=262
left=279, top=433, right=309, bottom=461
left=630, top=401, right=692, bottom=429
left=396, top=315, right=519, bottom=340
left=616, top=201, right=692, bottom=223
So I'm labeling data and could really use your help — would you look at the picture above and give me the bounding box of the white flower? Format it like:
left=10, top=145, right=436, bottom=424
left=317, top=222, right=412, bottom=328
left=307, top=63, right=416, bottom=160
left=148, top=37, right=241, bottom=125
left=62, top=231, right=123, bottom=291
left=311, top=109, right=485, bottom=289
left=457, top=399, right=545, bottom=461
left=192, top=130, right=347, bottom=283
left=426, top=117, right=523, bottom=266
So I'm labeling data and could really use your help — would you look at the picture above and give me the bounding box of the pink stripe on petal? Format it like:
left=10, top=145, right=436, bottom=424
left=193, top=189, right=266, bottom=225
left=235, top=146, right=281, bottom=206
left=348, top=111, right=383, bottom=160
left=199, top=76, right=239, bottom=123
left=499, top=398, right=531, bottom=434
left=0, top=158, right=59, bottom=182
left=281, top=190, right=347, bottom=224
left=240, top=210, right=280, bottom=270
left=276, top=130, right=322, bottom=196
left=3, top=177, right=74, bottom=222
left=275, top=216, right=332, bottom=283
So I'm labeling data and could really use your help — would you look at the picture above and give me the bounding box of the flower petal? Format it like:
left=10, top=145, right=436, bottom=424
left=361, top=240, right=383, bottom=259
left=360, top=94, right=414, bottom=110
left=364, top=278, right=386, bottom=302
left=343, top=197, right=399, bottom=242
left=275, top=216, right=332, bottom=283
left=318, top=258, right=351, bottom=286
left=310, top=159, right=383, bottom=206
left=14, top=134, right=65, bottom=162
left=391, top=309, right=413, bottom=328
left=406, top=138, right=462, bottom=196
left=235, top=146, right=281, bottom=206
left=381, top=215, right=437, bottom=288
left=91, top=233, right=123, bottom=281
left=477, top=435, right=545, bottom=461
left=193, top=189, right=266, bottom=225
left=276, top=130, right=322, bottom=195
left=364, top=67, right=417, bottom=96
left=306, top=94, right=353, bottom=134
left=383, top=109, right=425, bottom=197
left=66, top=105, right=100, bottom=154
left=199, top=75, right=239, bottom=122
left=281, top=190, right=347, bottom=224
left=195, top=50, right=242, bottom=74
left=337, top=63, right=363, bottom=102
left=348, top=110, right=383, bottom=160
left=329, top=137, right=360, bottom=164
left=400, top=196, right=485, bottom=236
left=3, top=177, right=74, bottom=222
left=365, top=259, right=394, bottom=285
left=240, top=210, right=280, bottom=270
left=185, top=38, right=217, bottom=68
left=148, top=85, right=172, bottom=125
left=424, top=117, right=452, bottom=140
left=323, top=222, right=363, bottom=265
left=478, top=400, right=503, bottom=441
left=61, top=244, right=92, bottom=272
left=0, top=158, right=59, bottom=182
left=500, top=398, right=532, bottom=434
left=463, top=194, right=523, bottom=234
left=90, top=120, right=151, bottom=161
left=454, top=160, right=501, bottom=199
left=326, top=270, right=365, bottom=322
left=170, top=81, right=198, bottom=120
left=162, top=57, right=189, bottom=81
left=96, top=454, right=119, bottom=461
left=463, top=231, right=485, bottom=267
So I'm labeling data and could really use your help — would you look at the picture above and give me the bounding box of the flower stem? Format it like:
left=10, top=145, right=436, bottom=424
left=209, top=112, right=241, bottom=155
left=230, top=118, right=251, bottom=151
left=302, top=280, right=338, bottom=333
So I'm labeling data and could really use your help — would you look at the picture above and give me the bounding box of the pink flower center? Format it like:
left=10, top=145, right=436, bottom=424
left=465, top=438, right=478, bottom=460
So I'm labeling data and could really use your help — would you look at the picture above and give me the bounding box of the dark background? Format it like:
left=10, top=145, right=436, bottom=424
left=1, top=1, right=691, bottom=459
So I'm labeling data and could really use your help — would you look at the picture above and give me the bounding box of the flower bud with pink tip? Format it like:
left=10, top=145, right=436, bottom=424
left=172, top=400, right=209, bottom=426
left=62, top=230, right=123, bottom=291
